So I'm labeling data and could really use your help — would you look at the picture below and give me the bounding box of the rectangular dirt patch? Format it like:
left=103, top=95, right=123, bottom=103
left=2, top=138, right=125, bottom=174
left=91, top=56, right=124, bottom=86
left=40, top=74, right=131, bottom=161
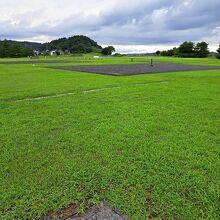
left=50, top=63, right=220, bottom=76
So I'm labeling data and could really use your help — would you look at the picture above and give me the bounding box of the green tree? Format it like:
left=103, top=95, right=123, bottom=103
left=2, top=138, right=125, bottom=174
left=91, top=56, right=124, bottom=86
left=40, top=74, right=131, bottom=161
left=177, top=41, right=195, bottom=57
left=217, top=45, right=220, bottom=54
left=156, top=51, right=160, bottom=56
left=22, top=47, right=34, bottom=57
left=160, top=48, right=176, bottom=57
left=0, top=40, right=10, bottom=57
left=216, top=45, right=220, bottom=59
left=101, top=46, right=115, bottom=55
left=10, top=43, right=23, bottom=58
left=194, top=41, right=209, bottom=58
left=70, top=43, right=87, bottom=53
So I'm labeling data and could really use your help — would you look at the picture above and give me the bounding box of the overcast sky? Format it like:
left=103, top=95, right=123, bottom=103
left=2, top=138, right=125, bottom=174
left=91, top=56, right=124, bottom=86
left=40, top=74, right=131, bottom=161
left=0, top=0, right=220, bottom=53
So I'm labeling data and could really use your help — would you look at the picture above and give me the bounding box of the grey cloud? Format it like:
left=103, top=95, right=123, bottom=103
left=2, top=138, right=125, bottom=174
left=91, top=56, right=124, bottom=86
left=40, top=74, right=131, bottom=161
left=0, top=0, right=220, bottom=46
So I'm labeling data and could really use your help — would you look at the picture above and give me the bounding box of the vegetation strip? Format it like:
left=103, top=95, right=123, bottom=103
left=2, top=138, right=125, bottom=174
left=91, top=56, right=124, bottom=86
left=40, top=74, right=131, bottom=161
left=11, top=81, right=170, bottom=102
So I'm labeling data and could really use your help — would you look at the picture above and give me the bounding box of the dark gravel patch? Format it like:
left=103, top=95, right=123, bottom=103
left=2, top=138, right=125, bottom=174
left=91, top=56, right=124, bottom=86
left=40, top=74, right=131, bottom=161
left=0, top=60, right=76, bottom=65
left=50, top=63, right=220, bottom=76
left=66, top=203, right=127, bottom=220
left=42, top=203, right=127, bottom=220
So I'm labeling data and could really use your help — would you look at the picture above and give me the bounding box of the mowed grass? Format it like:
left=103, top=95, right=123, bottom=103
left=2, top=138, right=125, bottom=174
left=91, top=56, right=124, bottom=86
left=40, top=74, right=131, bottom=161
left=0, top=57, right=220, bottom=220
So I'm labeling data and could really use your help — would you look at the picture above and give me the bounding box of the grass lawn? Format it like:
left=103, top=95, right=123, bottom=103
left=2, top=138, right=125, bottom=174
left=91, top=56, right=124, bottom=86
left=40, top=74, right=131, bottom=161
left=0, top=56, right=220, bottom=219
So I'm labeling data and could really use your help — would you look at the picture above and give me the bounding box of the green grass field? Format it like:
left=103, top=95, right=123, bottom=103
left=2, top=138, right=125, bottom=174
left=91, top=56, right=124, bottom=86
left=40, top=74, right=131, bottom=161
left=0, top=56, right=220, bottom=220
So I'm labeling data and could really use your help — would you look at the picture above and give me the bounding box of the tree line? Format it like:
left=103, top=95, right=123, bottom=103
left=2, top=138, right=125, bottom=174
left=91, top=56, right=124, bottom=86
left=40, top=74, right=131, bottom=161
left=0, top=35, right=116, bottom=58
left=157, top=42, right=220, bottom=59
left=1, top=36, right=219, bottom=58
left=0, top=40, right=34, bottom=58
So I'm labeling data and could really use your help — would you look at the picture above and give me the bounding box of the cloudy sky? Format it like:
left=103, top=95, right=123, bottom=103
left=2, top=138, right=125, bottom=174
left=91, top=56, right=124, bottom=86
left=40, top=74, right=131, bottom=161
left=0, top=0, right=220, bottom=53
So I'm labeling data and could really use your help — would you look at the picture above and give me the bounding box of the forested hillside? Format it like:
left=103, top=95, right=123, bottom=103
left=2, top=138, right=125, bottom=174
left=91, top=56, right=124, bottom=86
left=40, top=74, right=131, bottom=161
left=43, top=35, right=102, bottom=53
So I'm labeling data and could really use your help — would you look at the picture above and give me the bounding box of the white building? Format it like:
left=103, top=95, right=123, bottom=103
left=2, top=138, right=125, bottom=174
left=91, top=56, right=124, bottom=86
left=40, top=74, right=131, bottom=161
left=50, top=51, right=57, bottom=56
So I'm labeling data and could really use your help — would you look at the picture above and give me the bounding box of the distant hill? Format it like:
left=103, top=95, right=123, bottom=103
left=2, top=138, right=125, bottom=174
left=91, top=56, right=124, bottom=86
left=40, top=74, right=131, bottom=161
left=5, top=40, right=43, bottom=51
left=2, top=35, right=103, bottom=54
left=209, top=52, right=217, bottom=56
left=43, top=35, right=102, bottom=53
